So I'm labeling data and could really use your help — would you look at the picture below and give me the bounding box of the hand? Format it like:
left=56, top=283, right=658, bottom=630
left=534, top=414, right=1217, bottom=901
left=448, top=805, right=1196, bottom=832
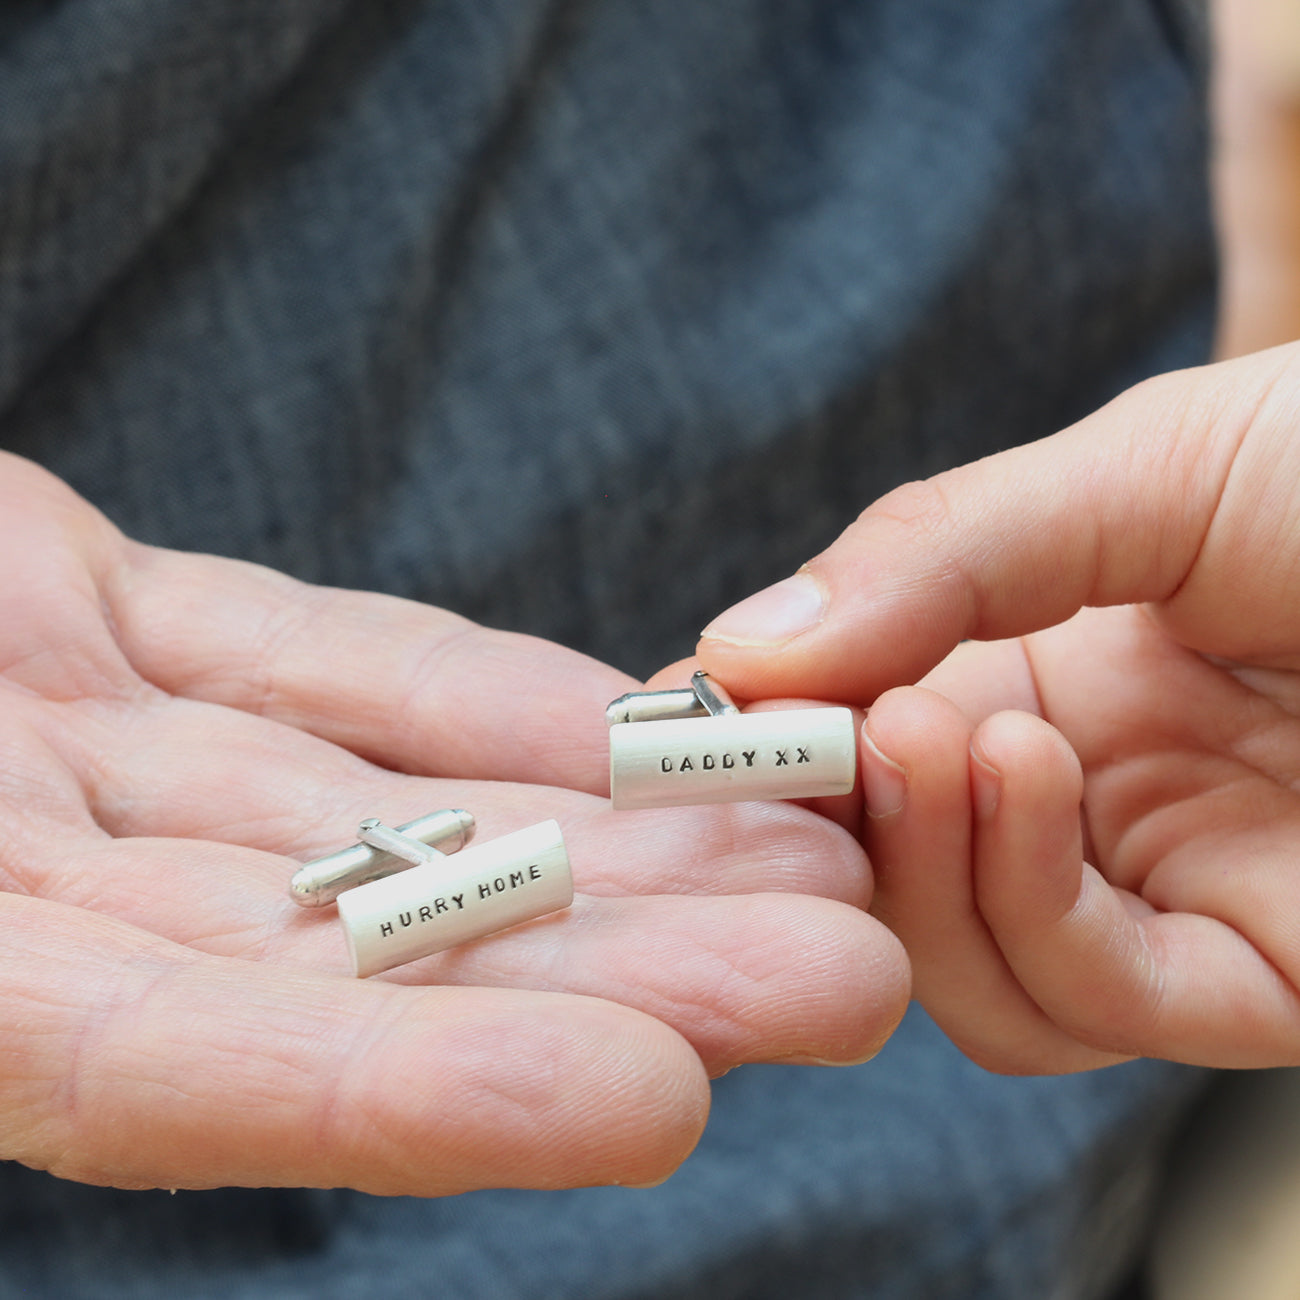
left=698, top=341, right=1300, bottom=1073
left=0, top=453, right=907, bottom=1193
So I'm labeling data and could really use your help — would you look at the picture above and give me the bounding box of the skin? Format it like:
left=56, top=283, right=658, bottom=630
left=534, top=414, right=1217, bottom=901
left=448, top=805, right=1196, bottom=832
left=0, top=452, right=908, bottom=1193
left=7, top=0, right=1290, bottom=1194
left=1213, top=0, right=1300, bottom=357
left=698, top=0, right=1300, bottom=1078
left=699, top=341, right=1300, bottom=1075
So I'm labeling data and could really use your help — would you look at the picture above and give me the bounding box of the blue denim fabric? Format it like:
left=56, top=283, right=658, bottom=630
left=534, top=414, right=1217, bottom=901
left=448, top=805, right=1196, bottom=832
left=1, top=0, right=1211, bottom=677
left=0, top=0, right=1215, bottom=1295
left=0, top=1010, right=1202, bottom=1299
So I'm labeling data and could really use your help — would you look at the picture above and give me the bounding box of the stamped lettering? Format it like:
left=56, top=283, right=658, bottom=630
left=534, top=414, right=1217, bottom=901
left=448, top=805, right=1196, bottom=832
left=652, top=744, right=815, bottom=775
left=377, top=863, right=547, bottom=942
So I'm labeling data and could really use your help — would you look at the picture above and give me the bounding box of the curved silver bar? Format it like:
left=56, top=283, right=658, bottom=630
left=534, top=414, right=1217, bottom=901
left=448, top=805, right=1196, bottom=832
left=605, top=687, right=706, bottom=727
left=689, top=670, right=740, bottom=718
left=289, top=809, right=475, bottom=908
left=605, top=671, right=739, bottom=726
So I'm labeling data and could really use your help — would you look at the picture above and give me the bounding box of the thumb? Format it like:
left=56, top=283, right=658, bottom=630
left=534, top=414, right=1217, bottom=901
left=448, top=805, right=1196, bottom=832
left=698, top=344, right=1300, bottom=702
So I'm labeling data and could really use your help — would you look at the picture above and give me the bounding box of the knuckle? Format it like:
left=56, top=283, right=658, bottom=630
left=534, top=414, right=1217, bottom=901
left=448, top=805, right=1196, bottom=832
left=859, top=476, right=960, bottom=547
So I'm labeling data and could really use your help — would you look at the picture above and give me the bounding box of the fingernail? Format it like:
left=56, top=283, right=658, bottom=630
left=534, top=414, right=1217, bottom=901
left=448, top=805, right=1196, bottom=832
left=701, top=572, right=825, bottom=645
left=970, top=749, right=1001, bottom=819
left=861, top=724, right=907, bottom=818
left=769, top=1049, right=883, bottom=1068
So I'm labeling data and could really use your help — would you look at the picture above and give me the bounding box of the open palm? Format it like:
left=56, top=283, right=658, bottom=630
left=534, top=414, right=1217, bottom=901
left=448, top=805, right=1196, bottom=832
left=0, top=453, right=906, bottom=1193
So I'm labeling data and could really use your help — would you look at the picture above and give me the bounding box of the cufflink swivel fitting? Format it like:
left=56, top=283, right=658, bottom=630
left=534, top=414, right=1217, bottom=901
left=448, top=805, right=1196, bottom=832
left=290, top=809, right=476, bottom=907
left=606, top=670, right=741, bottom=726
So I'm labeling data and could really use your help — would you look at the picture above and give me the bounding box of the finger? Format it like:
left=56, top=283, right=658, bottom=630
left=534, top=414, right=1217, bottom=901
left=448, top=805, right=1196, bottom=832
left=5, top=694, right=895, bottom=1075
left=34, top=690, right=872, bottom=905
left=0, top=456, right=135, bottom=701
left=916, top=636, right=1044, bottom=723
left=697, top=345, right=1300, bottom=701
left=643, top=656, right=712, bottom=694
left=0, top=893, right=709, bottom=1194
left=970, top=710, right=1300, bottom=1067
left=13, top=841, right=903, bottom=1076
left=391, top=892, right=911, bottom=1072
left=863, top=690, right=1115, bottom=1073
left=105, top=543, right=633, bottom=795
left=9, top=819, right=893, bottom=1077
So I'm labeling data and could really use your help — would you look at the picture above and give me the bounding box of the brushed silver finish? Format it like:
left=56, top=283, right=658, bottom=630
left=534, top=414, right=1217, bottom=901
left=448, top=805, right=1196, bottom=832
left=609, top=706, right=856, bottom=809
left=338, top=820, right=573, bottom=977
left=357, top=818, right=444, bottom=866
left=689, top=671, right=740, bottom=718
left=605, top=687, right=705, bottom=726
left=290, top=809, right=476, bottom=907
left=605, top=670, right=739, bottom=725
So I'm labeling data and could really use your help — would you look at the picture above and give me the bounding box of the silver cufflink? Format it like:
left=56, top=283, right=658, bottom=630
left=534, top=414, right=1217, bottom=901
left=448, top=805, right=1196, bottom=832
left=290, top=809, right=478, bottom=907
left=606, top=671, right=856, bottom=810
left=291, top=814, right=573, bottom=978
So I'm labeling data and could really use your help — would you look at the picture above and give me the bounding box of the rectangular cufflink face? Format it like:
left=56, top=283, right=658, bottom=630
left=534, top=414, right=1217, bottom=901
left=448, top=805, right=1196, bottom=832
left=337, top=820, right=573, bottom=977
left=609, top=707, right=857, bottom=810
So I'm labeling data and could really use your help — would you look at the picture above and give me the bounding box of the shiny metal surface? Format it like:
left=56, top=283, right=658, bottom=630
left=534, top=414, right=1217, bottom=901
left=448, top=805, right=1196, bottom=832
left=609, top=706, right=856, bottom=809
left=605, top=670, right=739, bottom=725
left=356, top=818, right=444, bottom=866
left=289, top=809, right=475, bottom=907
left=338, top=819, right=573, bottom=977
left=605, top=687, right=705, bottom=726
left=689, top=670, right=740, bottom=717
